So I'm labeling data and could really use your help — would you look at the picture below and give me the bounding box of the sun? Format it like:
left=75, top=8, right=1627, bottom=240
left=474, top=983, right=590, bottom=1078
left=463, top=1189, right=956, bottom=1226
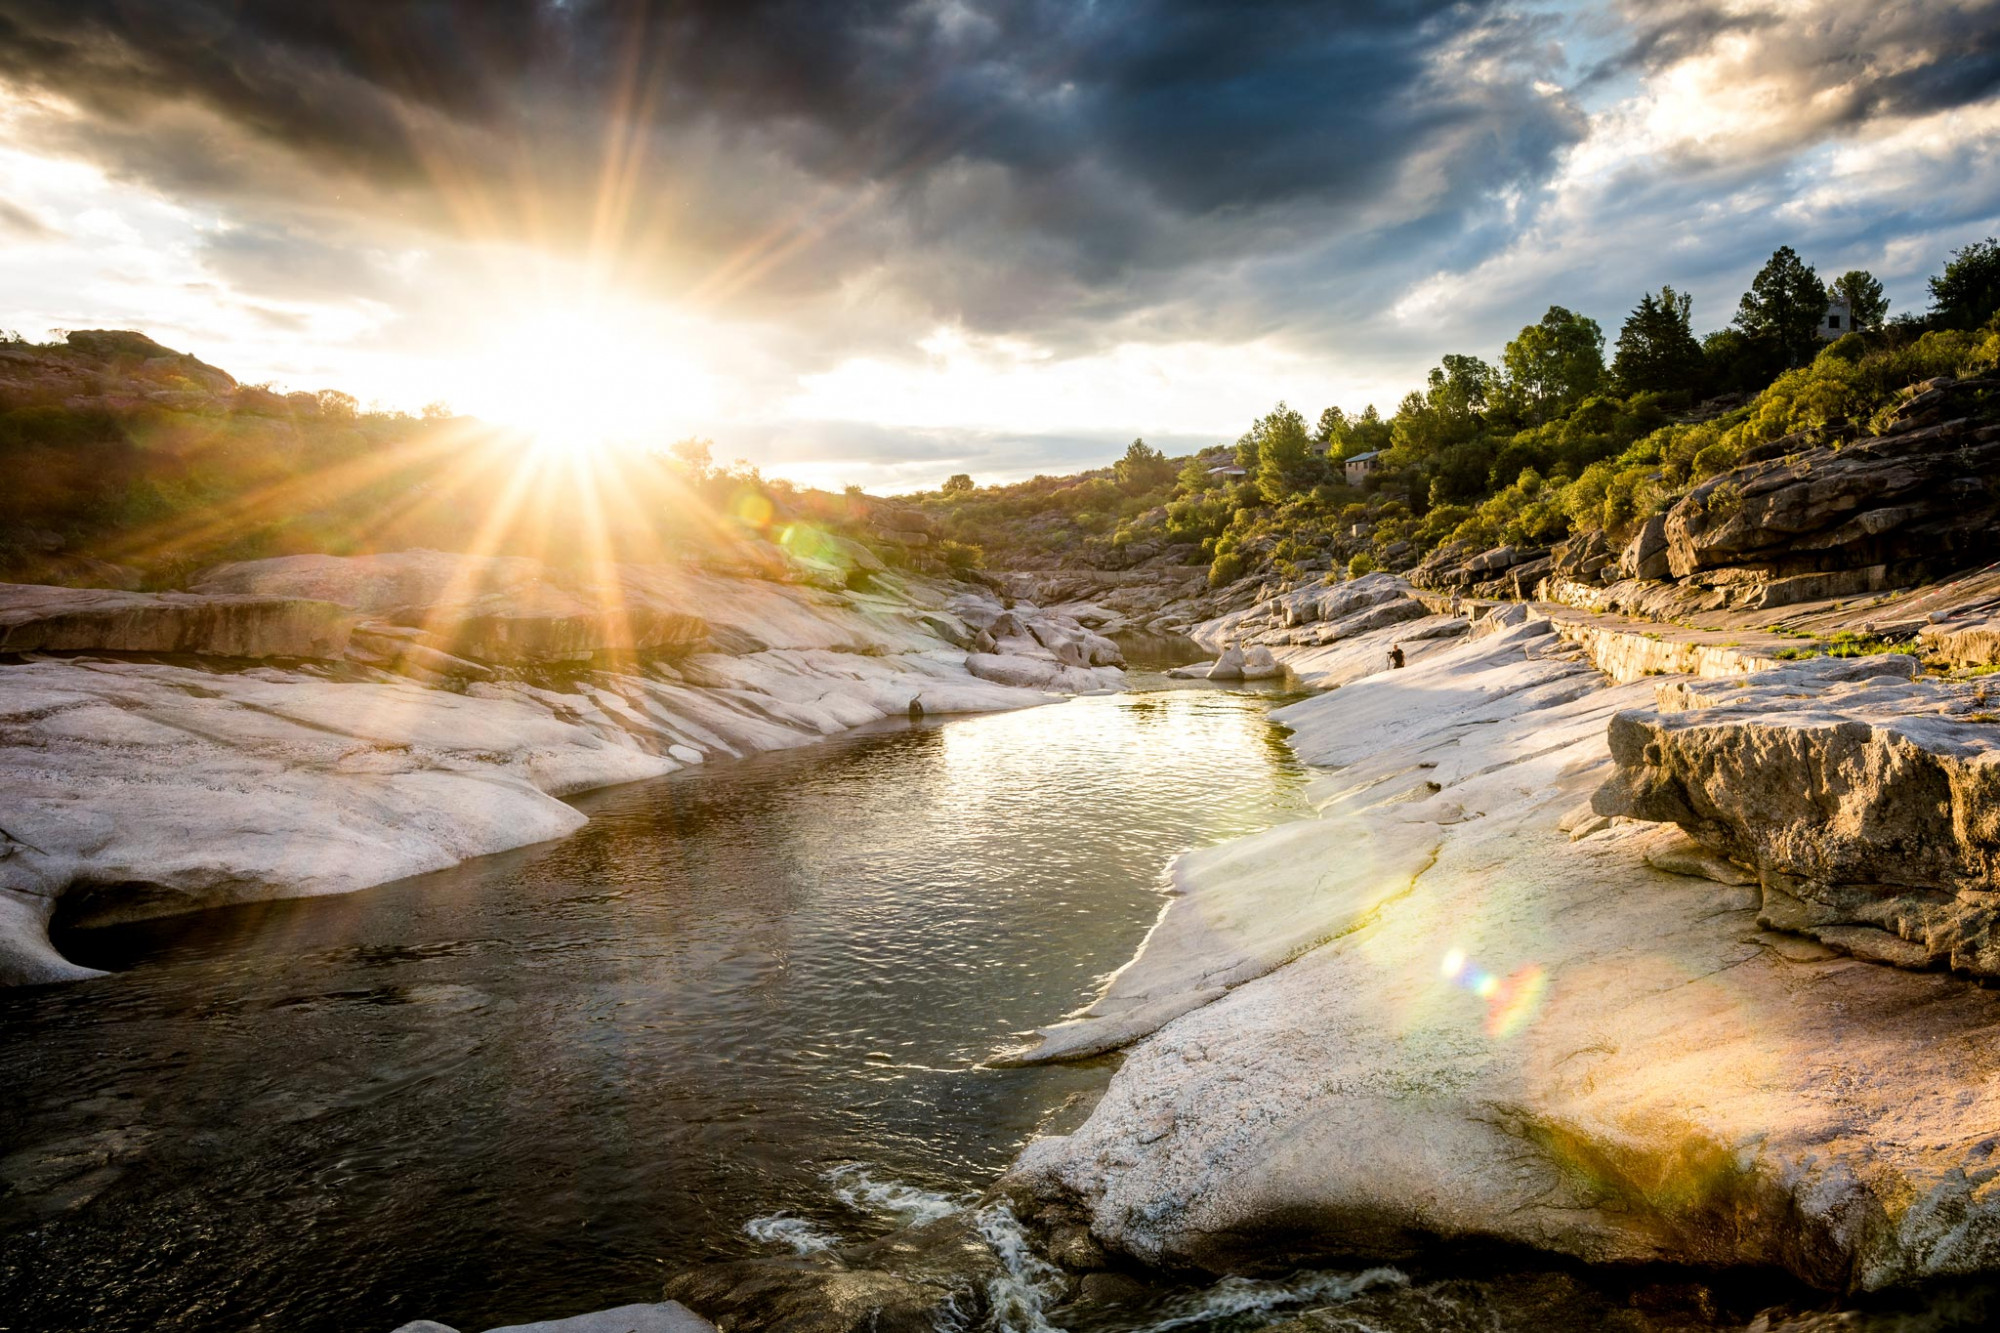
left=456, top=300, right=718, bottom=455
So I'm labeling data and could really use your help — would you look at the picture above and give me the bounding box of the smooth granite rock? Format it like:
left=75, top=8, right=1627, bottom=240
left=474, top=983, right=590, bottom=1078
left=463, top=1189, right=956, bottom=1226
left=0, top=555, right=1119, bottom=986
left=1009, top=624, right=2000, bottom=1294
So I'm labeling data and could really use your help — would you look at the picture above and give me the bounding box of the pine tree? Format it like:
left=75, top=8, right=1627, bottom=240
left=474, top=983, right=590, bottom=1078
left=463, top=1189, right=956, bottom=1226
left=1611, top=285, right=1704, bottom=394
left=1113, top=439, right=1174, bottom=494
left=1734, top=246, right=1824, bottom=366
left=1828, top=270, right=1888, bottom=332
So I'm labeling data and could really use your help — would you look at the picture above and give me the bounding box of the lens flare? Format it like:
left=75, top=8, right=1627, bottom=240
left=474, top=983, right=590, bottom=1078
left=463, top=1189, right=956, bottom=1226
left=1438, top=949, right=1549, bottom=1039
left=1484, top=966, right=1548, bottom=1038
left=733, top=489, right=775, bottom=530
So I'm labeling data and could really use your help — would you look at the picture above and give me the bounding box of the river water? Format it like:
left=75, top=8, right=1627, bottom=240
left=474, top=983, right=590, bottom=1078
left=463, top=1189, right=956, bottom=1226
left=0, top=678, right=1314, bottom=1333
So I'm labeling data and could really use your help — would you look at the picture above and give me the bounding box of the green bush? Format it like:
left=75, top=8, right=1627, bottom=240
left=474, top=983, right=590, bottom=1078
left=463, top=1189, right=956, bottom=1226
left=1209, top=550, right=1247, bottom=587
left=1347, top=551, right=1377, bottom=577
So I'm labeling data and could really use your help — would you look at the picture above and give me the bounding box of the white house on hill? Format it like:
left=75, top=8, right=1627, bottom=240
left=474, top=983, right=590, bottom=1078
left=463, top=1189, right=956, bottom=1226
left=1344, top=450, right=1383, bottom=486
left=1818, top=293, right=1854, bottom=340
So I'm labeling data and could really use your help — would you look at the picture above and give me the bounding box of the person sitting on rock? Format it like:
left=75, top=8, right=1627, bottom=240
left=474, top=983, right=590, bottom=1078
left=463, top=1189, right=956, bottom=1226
left=1389, top=643, right=1406, bottom=670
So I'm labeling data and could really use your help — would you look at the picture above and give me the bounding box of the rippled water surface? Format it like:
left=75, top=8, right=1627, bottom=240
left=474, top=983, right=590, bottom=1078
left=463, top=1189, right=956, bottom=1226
left=0, top=681, right=1310, bottom=1333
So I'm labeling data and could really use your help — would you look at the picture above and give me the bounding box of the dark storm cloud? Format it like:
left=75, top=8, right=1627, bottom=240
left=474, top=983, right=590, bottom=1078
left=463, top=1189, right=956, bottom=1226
left=0, top=0, right=1580, bottom=334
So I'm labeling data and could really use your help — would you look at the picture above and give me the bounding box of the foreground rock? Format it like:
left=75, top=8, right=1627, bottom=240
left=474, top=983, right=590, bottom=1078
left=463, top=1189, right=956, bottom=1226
left=0, top=552, right=1122, bottom=986
left=1592, top=655, right=2000, bottom=976
left=391, top=1300, right=714, bottom=1333
left=1007, top=622, right=2000, bottom=1294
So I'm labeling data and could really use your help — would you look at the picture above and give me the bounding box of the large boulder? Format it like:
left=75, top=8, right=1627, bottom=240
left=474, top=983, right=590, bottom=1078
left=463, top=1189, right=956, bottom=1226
left=0, top=583, right=354, bottom=659
left=1618, top=514, right=1671, bottom=582
left=1549, top=528, right=1615, bottom=585
left=1592, top=655, right=2000, bottom=975
left=1239, top=644, right=1283, bottom=679
left=1206, top=644, right=1247, bottom=680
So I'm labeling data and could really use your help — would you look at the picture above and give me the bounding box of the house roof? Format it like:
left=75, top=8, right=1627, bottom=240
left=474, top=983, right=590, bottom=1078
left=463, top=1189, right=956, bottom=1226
left=1345, top=450, right=1383, bottom=464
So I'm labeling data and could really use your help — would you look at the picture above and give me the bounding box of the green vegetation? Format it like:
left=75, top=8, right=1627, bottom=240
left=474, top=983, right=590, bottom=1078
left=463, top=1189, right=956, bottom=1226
left=1930, top=238, right=2000, bottom=331
left=908, top=241, right=2000, bottom=590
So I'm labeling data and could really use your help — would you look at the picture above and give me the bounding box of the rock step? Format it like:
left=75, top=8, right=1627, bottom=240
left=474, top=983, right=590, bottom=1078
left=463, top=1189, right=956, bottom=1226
left=1531, top=602, right=1793, bottom=683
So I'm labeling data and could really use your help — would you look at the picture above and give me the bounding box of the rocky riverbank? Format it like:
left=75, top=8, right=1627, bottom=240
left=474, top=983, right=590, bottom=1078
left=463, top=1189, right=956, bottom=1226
left=647, top=559, right=2000, bottom=1331
left=0, top=549, right=1127, bottom=987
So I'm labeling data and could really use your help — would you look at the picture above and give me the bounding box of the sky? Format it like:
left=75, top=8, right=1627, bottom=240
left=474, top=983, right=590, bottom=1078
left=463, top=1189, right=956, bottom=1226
left=2, top=0, right=1999, bottom=492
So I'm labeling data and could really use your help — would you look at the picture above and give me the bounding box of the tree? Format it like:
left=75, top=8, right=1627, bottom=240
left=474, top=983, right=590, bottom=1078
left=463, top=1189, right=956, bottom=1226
left=1929, top=237, right=2000, bottom=329
left=1610, top=286, right=1704, bottom=395
left=1315, top=406, right=1347, bottom=444
left=941, top=472, right=975, bottom=493
left=1388, top=356, right=1494, bottom=470
left=316, top=389, right=359, bottom=422
left=1734, top=246, right=1824, bottom=367
left=1828, top=270, right=1888, bottom=333
left=1243, top=402, right=1318, bottom=504
left=1349, top=404, right=1392, bottom=456
left=1701, top=328, right=1782, bottom=396
left=1501, top=307, right=1604, bottom=422
left=667, top=436, right=714, bottom=477
left=1113, top=438, right=1175, bottom=494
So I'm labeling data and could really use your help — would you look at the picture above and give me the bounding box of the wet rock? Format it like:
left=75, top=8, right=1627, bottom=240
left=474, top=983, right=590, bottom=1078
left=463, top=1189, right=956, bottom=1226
left=1240, top=644, right=1283, bottom=679
left=390, top=1302, right=715, bottom=1333
left=663, top=1214, right=1006, bottom=1333
left=0, top=556, right=1123, bottom=987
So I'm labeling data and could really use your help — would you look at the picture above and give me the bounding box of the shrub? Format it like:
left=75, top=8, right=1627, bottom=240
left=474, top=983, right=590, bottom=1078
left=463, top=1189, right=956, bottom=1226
left=1347, top=551, right=1377, bottom=577
left=1209, top=550, right=1247, bottom=587
left=937, top=539, right=984, bottom=573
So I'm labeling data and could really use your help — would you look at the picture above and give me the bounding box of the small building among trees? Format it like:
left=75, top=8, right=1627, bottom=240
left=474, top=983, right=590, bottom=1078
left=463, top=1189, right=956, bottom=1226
left=1344, top=449, right=1383, bottom=486
left=1817, top=293, right=1854, bottom=340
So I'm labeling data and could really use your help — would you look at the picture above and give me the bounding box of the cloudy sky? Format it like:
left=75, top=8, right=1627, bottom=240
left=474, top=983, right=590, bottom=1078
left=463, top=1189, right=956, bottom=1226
left=2, top=0, right=1998, bottom=490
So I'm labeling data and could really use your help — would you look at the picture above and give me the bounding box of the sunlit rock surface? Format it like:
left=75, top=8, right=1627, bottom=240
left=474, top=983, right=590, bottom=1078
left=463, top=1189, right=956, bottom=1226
left=0, top=553, right=1119, bottom=986
left=0, top=582, right=356, bottom=658
left=1593, top=655, right=2000, bottom=975
left=1009, top=622, right=2000, bottom=1293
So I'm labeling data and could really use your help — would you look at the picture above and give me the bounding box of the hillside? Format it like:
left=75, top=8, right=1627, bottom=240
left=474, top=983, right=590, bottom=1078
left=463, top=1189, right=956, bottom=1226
left=0, top=330, right=951, bottom=593
left=906, top=242, right=2000, bottom=607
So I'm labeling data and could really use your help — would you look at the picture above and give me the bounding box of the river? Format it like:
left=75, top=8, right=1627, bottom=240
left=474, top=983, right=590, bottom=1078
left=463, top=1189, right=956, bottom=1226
left=0, top=678, right=1312, bottom=1332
